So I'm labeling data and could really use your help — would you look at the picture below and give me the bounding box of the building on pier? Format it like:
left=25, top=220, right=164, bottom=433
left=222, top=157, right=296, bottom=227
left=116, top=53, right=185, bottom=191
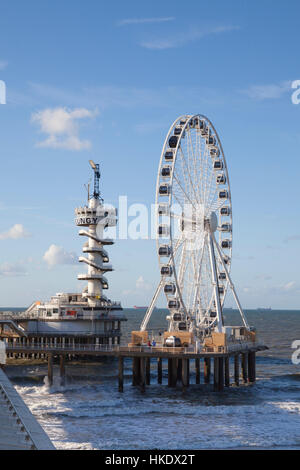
left=0, top=160, right=126, bottom=352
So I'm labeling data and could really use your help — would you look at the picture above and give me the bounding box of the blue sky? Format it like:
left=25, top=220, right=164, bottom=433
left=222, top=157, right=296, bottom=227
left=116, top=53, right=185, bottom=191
left=0, top=0, right=300, bottom=308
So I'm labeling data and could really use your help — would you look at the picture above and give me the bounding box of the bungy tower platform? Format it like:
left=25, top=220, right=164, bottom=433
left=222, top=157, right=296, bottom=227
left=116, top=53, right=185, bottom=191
left=0, top=160, right=126, bottom=353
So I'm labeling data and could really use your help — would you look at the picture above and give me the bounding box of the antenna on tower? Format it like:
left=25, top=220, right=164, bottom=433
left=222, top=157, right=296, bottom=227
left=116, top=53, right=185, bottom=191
left=84, top=179, right=91, bottom=201
left=89, top=160, right=103, bottom=202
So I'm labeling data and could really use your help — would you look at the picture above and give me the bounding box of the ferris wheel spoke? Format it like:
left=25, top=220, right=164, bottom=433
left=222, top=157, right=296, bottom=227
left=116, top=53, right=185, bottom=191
left=178, top=146, right=200, bottom=204
left=177, top=145, right=197, bottom=205
left=172, top=191, right=186, bottom=211
left=186, top=129, right=201, bottom=205
left=185, top=130, right=199, bottom=200
left=173, top=173, right=196, bottom=208
left=192, top=232, right=207, bottom=318
left=176, top=142, right=192, bottom=183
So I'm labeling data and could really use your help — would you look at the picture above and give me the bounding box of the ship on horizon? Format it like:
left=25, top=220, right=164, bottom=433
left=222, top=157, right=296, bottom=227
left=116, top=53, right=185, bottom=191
left=133, top=306, right=156, bottom=310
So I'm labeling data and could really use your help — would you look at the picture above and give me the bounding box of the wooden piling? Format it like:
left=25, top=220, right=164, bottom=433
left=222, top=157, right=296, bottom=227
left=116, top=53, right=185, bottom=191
left=132, top=357, right=140, bottom=386
left=157, top=357, right=162, bottom=384
left=224, top=356, right=230, bottom=387
left=241, top=353, right=248, bottom=383
left=187, top=359, right=190, bottom=387
left=234, top=354, right=240, bottom=386
left=214, top=357, right=219, bottom=391
left=182, top=358, right=188, bottom=390
left=195, top=358, right=200, bottom=384
left=177, top=359, right=182, bottom=383
left=146, top=358, right=151, bottom=385
left=248, top=352, right=256, bottom=383
left=168, top=359, right=172, bottom=387
left=118, top=356, right=124, bottom=392
left=47, top=354, right=53, bottom=386
left=140, top=357, right=145, bottom=393
left=59, top=354, right=65, bottom=385
left=172, top=359, right=177, bottom=387
left=204, top=357, right=211, bottom=384
left=218, top=357, right=224, bottom=391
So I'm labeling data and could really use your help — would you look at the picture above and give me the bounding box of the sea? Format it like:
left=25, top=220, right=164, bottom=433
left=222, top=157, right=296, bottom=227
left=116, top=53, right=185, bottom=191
left=3, top=308, right=300, bottom=450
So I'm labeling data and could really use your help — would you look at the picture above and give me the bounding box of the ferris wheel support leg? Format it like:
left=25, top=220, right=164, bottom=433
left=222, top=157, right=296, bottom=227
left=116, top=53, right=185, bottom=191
left=140, top=279, right=164, bottom=331
left=192, top=233, right=207, bottom=324
left=212, top=235, right=250, bottom=330
left=173, top=242, right=189, bottom=320
left=207, top=234, right=223, bottom=333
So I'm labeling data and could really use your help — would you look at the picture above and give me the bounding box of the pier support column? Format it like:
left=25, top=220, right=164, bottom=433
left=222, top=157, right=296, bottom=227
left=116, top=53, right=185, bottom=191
left=59, top=355, right=65, bottom=386
left=47, top=354, right=53, bottom=386
left=177, top=359, right=182, bottom=384
left=140, top=357, right=145, bottom=393
left=241, top=353, right=248, bottom=383
left=132, top=357, right=140, bottom=386
left=224, top=356, right=230, bottom=387
left=182, top=359, right=188, bottom=390
left=218, top=357, right=224, bottom=392
left=195, top=358, right=200, bottom=384
left=118, top=356, right=124, bottom=392
left=213, top=357, right=219, bottom=391
left=168, top=359, right=172, bottom=387
left=204, top=357, right=211, bottom=384
left=172, top=359, right=177, bottom=387
left=234, top=354, right=240, bottom=386
left=248, top=352, right=256, bottom=383
left=168, top=358, right=177, bottom=387
left=157, top=357, right=162, bottom=384
left=146, top=358, right=151, bottom=385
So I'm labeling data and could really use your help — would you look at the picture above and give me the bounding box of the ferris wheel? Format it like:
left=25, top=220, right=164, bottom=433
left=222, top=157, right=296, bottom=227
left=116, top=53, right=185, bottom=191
left=141, top=114, right=249, bottom=337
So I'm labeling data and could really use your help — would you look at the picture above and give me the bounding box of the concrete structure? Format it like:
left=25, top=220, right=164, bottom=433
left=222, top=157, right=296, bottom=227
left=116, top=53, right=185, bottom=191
left=0, top=368, right=55, bottom=450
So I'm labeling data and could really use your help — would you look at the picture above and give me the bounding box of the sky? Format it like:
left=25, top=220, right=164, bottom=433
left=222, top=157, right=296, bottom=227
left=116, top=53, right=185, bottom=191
left=0, top=0, right=300, bottom=308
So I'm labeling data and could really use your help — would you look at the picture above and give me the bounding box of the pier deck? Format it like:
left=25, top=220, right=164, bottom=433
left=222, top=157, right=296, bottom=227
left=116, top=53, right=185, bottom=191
left=4, top=342, right=267, bottom=392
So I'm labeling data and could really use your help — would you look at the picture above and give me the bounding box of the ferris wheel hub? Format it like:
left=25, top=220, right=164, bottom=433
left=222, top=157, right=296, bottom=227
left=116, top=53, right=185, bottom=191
left=204, top=211, right=218, bottom=233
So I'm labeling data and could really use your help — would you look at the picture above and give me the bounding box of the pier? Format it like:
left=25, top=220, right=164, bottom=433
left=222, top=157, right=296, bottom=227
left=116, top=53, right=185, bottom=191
left=4, top=342, right=265, bottom=391
left=0, top=367, right=55, bottom=450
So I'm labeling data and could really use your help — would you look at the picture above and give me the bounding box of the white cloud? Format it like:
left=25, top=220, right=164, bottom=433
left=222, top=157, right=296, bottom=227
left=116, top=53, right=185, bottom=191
left=282, top=281, right=298, bottom=292
left=141, top=25, right=240, bottom=50
left=240, top=81, right=292, bottom=100
left=31, top=107, right=97, bottom=151
left=122, top=276, right=153, bottom=297
left=254, top=275, right=272, bottom=281
left=43, top=244, right=77, bottom=267
left=0, top=60, right=8, bottom=70
left=0, top=262, right=27, bottom=276
left=118, top=17, right=175, bottom=26
left=0, top=224, right=31, bottom=240
left=284, top=234, right=300, bottom=243
left=135, top=275, right=152, bottom=291
left=242, top=287, right=251, bottom=293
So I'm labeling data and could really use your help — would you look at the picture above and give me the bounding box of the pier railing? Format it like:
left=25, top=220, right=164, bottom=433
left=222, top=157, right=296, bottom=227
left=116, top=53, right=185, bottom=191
left=4, top=341, right=264, bottom=355
left=0, top=384, right=37, bottom=449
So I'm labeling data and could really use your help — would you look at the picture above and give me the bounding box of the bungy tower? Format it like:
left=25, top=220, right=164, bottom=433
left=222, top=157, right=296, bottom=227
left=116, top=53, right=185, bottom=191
left=0, top=160, right=126, bottom=351
left=76, top=160, right=115, bottom=308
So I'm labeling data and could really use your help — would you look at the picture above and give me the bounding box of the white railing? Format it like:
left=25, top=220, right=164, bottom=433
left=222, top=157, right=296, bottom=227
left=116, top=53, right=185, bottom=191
left=0, top=384, right=36, bottom=449
left=5, top=343, right=196, bottom=354
left=5, top=341, right=262, bottom=354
